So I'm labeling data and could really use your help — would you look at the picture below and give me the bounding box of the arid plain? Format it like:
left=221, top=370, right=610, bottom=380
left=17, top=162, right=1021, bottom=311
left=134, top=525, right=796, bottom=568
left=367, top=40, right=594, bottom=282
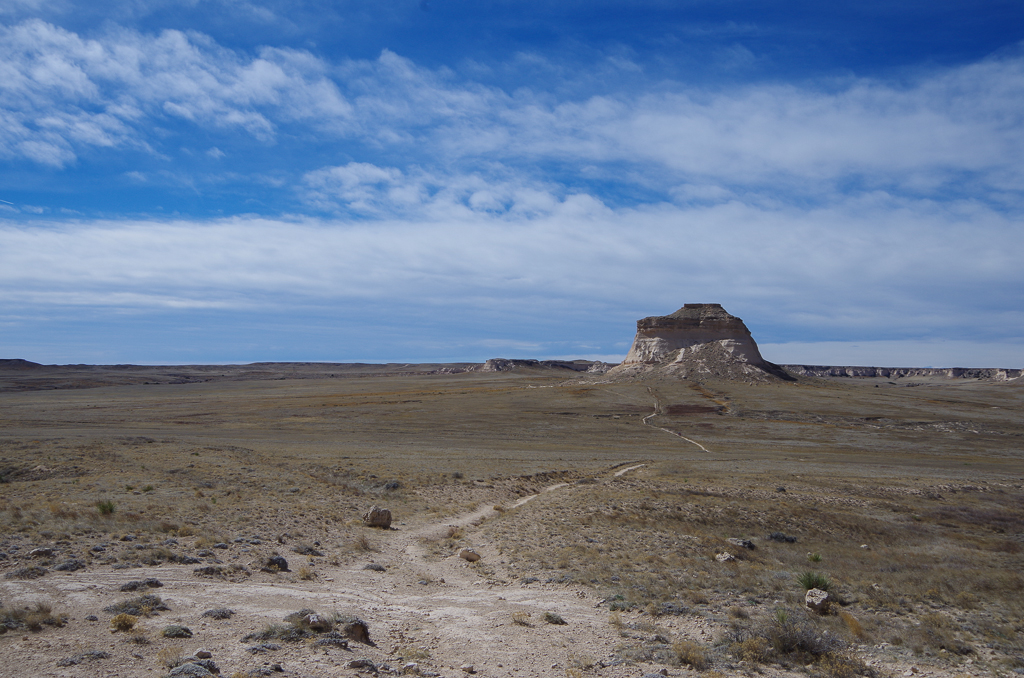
left=1, top=361, right=1022, bottom=678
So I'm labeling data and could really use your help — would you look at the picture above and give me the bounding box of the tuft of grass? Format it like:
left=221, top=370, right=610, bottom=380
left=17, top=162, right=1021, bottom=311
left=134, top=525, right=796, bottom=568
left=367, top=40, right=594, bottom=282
left=512, top=611, right=532, bottom=626
left=156, top=647, right=187, bottom=670
left=543, top=611, right=567, bottom=625
left=103, top=594, right=167, bottom=616
left=673, top=639, right=712, bottom=669
left=110, top=613, right=138, bottom=631
left=797, top=571, right=832, bottom=591
left=96, top=500, right=116, bottom=515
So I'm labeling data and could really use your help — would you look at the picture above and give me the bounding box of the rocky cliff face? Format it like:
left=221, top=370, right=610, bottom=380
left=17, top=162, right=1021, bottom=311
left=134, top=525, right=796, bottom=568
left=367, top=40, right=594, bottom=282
left=611, top=303, right=793, bottom=381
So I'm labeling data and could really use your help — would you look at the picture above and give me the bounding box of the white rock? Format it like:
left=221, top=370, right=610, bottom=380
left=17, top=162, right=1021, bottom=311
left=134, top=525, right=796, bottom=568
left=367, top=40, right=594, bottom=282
left=715, top=552, right=736, bottom=563
left=805, top=587, right=830, bottom=614
left=459, top=548, right=481, bottom=562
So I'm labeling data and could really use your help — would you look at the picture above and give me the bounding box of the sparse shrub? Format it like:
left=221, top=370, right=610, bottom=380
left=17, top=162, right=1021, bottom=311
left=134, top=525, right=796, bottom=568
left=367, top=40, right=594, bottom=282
left=201, top=607, right=235, bottom=620
left=157, top=646, right=187, bottom=669
left=103, top=593, right=167, bottom=616
left=125, top=627, right=150, bottom=644
left=543, top=611, right=567, bottom=625
left=297, top=565, right=315, bottom=580
left=96, top=500, right=116, bottom=515
left=1, top=601, right=66, bottom=632
left=735, top=636, right=770, bottom=663
left=839, top=611, right=867, bottom=640
left=4, top=566, right=47, bottom=580
left=353, top=534, right=379, bottom=552
left=293, top=543, right=324, bottom=556
left=673, top=639, right=712, bottom=669
left=808, top=552, right=822, bottom=562
left=798, top=571, right=832, bottom=591
left=363, top=563, right=386, bottom=572
left=512, top=611, right=532, bottom=626
left=161, top=624, right=193, bottom=638
left=119, top=578, right=162, bottom=592
left=110, top=613, right=138, bottom=631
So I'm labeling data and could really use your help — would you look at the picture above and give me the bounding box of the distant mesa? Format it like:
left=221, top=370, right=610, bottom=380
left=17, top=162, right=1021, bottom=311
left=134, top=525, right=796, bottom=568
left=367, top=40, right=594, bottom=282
left=609, top=303, right=795, bottom=382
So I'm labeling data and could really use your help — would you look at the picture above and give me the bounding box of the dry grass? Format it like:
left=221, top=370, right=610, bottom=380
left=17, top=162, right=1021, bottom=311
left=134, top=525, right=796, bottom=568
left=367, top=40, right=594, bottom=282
left=0, top=366, right=1021, bottom=674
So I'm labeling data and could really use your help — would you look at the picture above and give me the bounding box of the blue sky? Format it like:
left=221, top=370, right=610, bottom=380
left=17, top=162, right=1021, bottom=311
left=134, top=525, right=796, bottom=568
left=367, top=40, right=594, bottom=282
left=1, top=1, right=1022, bottom=366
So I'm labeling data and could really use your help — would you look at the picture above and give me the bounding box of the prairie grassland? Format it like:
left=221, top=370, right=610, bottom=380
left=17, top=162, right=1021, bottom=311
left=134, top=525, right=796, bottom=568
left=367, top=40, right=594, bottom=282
left=0, top=365, right=1022, bottom=676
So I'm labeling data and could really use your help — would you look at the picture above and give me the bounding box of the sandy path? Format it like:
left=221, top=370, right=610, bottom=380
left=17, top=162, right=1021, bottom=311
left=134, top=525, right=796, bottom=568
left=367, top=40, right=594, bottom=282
left=2, top=465, right=670, bottom=678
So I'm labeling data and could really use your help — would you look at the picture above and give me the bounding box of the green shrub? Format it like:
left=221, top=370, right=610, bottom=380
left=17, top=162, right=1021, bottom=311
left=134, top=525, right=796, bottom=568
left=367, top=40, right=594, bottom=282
left=96, top=500, right=116, bottom=515
left=797, top=571, right=831, bottom=591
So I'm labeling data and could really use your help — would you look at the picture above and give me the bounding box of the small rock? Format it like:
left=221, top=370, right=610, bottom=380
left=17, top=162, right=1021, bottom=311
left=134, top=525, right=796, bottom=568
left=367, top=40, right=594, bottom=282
left=362, top=505, right=393, bottom=528
left=860, top=544, right=870, bottom=550
left=403, top=661, right=419, bottom=673
left=459, top=548, right=481, bottom=562
left=460, top=664, right=475, bottom=674
left=168, top=664, right=213, bottom=678
left=345, top=659, right=376, bottom=670
left=715, top=552, right=736, bottom=563
left=85, top=615, right=99, bottom=621
left=213, top=543, right=229, bottom=549
left=304, top=614, right=331, bottom=632
left=194, top=649, right=213, bottom=659
left=727, top=538, right=756, bottom=550
left=29, top=547, right=55, bottom=558
left=90, top=545, right=106, bottom=553
left=805, top=588, right=830, bottom=614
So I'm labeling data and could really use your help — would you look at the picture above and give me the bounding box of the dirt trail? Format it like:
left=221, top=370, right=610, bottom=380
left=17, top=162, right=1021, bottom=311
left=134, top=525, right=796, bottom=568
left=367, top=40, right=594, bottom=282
left=642, top=388, right=711, bottom=453
left=2, top=465, right=670, bottom=678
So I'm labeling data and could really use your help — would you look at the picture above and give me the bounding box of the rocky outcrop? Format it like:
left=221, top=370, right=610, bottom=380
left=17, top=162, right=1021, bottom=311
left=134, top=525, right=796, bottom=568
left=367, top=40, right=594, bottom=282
left=783, top=365, right=1022, bottom=380
left=610, top=304, right=794, bottom=382
left=481, top=359, right=612, bottom=374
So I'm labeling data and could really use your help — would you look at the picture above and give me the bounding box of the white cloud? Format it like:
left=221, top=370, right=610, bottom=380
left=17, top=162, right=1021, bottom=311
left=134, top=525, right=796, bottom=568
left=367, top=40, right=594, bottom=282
left=1, top=18, right=1021, bottom=208
left=0, top=190, right=1019, bottom=349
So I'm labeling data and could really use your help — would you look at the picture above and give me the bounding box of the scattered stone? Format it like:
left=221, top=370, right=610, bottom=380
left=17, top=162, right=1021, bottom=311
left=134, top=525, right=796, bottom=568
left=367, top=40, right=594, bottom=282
left=715, top=552, right=737, bottom=563
left=860, top=544, right=871, bottom=550
left=194, top=649, right=213, bottom=659
left=727, top=538, right=756, bottom=550
left=362, top=506, right=393, bottom=529
left=403, top=662, right=419, bottom=673
left=346, top=659, right=377, bottom=670
left=120, top=578, right=162, bottom=591
left=363, top=563, right=386, bottom=572
left=459, top=548, right=481, bottom=562
left=54, top=558, right=86, bottom=571
left=29, top=547, right=54, bottom=558
left=805, top=588, right=831, bottom=614
left=261, top=555, right=289, bottom=572
left=85, top=615, right=99, bottom=621
left=162, top=538, right=179, bottom=546
left=90, top=545, right=106, bottom=553
left=247, top=643, right=281, bottom=654
left=767, top=531, right=797, bottom=543
left=162, top=624, right=194, bottom=638
left=460, top=664, right=476, bottom=674
left=313, top=633, right=349, bottom=648
left=213, top=543, right=229, bottom=549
